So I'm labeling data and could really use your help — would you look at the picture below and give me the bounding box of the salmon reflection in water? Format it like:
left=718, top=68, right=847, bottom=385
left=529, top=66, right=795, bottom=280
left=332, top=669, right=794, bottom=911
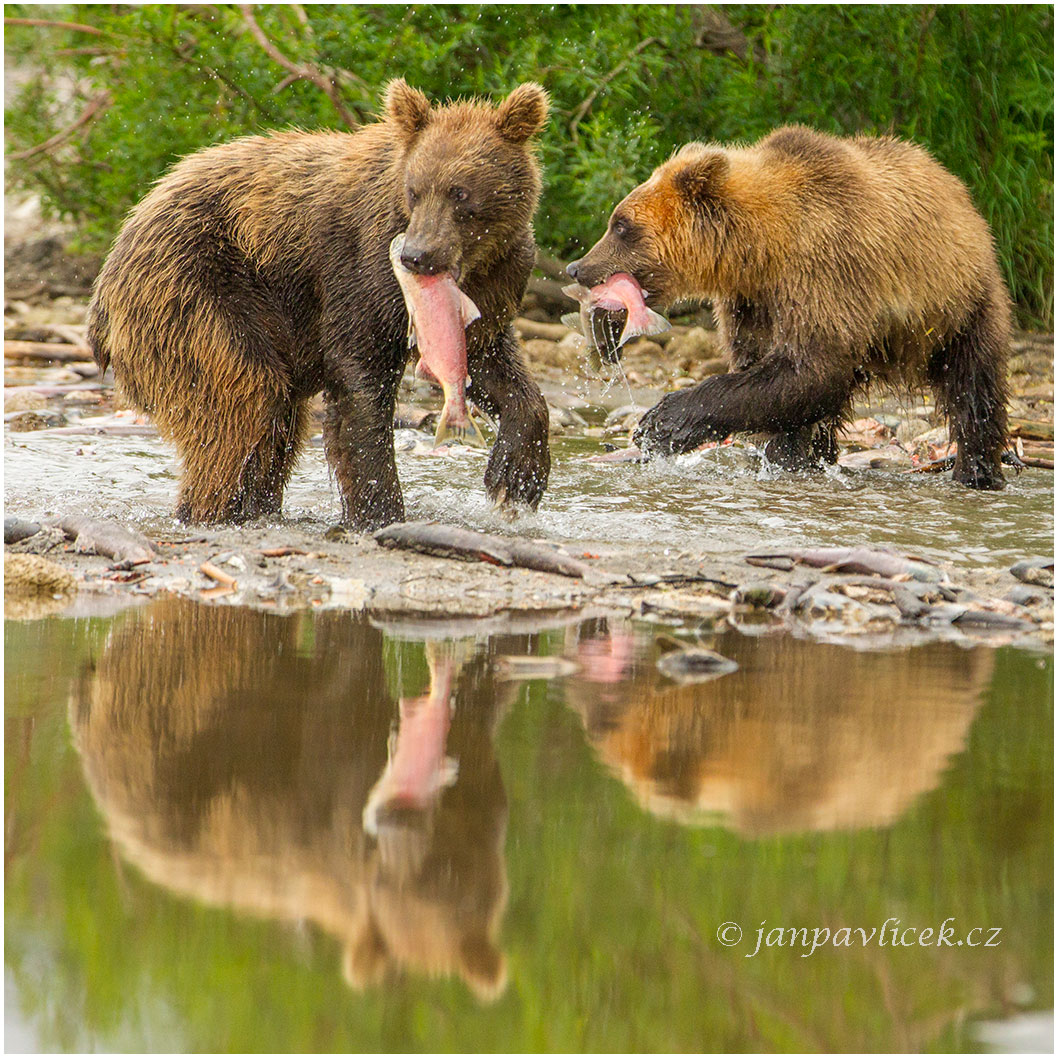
left=72, top=599, right=991, bottom=999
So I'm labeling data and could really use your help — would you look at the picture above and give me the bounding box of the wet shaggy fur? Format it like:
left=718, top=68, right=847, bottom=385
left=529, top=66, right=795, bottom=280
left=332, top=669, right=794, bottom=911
left=88, top=81, right=551, bottom=528
left=569, top=125, right=1011, bottom=489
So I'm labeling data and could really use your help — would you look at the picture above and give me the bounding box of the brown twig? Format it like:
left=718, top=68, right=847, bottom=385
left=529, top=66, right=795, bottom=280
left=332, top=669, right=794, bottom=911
left=237, top=4, right=358, bottom=128
left=4, top=16, right=104, bottom=35
left=569, top=37, right=660, bottom=144
left=200, top=561, right=237, bottom=587
left=9, top=92, right=112, bottom=161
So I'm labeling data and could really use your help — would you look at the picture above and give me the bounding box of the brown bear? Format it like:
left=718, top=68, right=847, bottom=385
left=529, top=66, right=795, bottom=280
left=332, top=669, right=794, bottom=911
left=564, top=620, right=991, bottom=836
left=87, top=81, right=551, bottom=529
left=73, top=598, right=517, bottom=999
left=567, top=125, right=1011, bottom=489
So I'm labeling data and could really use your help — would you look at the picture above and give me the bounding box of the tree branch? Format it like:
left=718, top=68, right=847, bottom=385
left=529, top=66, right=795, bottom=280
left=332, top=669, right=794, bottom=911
left=237, top=4, right=359, bottom=128
left=569, top=37, right=660, bottom=144
left=9, top=92, right=112, bottom=161
left=4, top=17, right=104, bottom=35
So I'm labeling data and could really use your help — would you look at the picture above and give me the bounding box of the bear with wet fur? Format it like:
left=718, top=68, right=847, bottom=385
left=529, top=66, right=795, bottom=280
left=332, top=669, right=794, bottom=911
left=87, top=80, right=551, bottom=528
left=568, top=126, right=1010, bottom=489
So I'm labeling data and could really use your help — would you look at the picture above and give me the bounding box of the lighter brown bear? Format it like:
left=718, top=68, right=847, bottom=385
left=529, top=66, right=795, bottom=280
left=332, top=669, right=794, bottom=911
left=568, top=126, right=1011, bottom=489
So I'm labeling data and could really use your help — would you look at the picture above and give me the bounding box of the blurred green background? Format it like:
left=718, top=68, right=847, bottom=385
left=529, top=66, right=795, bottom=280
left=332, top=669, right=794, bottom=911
left=4, top=4, right=1054, bottom=326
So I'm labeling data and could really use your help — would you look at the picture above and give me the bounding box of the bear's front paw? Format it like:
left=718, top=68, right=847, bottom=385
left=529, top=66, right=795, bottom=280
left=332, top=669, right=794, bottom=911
left=634, top=390, right=720, bottom=456
left=485, top=436, right=549, bottom=513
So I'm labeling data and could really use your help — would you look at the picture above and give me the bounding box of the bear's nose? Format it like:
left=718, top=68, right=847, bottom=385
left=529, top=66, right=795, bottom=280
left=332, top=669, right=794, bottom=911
left=566, top=259, right=581, bottom=280
left=401, top=244, right=444, bottom=276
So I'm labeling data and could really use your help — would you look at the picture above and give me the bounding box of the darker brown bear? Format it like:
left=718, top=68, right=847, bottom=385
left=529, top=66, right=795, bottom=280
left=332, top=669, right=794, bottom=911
left=88, top=81, right=551, bottom=528
left=569, top=126, right=1011, bottom=489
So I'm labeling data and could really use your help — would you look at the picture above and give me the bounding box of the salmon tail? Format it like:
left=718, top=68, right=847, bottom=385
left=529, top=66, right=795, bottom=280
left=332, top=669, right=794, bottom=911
left=435, top=404, right=488, bottom=448
left=618, top=306, right=671, bottom=347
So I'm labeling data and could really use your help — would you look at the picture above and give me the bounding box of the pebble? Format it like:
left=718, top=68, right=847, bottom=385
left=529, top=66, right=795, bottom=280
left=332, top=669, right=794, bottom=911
left=731, top=582, right=787, bottom=608
left=656, top=646, right=738, bottom=683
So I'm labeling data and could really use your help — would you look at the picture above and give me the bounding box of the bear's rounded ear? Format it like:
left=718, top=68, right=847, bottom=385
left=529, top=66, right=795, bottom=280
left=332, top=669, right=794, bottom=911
left=496, top=82, right=549, bottom=143
left=673, top=150, right=730, bottom=206
left=384, top=79, right=432, bottom=140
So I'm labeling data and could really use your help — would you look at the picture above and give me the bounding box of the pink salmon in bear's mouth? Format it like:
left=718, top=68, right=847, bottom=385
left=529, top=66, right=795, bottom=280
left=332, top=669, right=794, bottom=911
left=561, top=272, right=670, bottom=358
left=389, top=233, right=486, bottom=447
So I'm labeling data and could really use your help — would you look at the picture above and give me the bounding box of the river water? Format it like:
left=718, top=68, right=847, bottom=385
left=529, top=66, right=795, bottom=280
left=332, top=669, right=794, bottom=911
left=5, top=599, right=1053, bottom=1051
left=5, top=401, right=1054, bottom=1051
left=5, top=424, right=1054, bottom=568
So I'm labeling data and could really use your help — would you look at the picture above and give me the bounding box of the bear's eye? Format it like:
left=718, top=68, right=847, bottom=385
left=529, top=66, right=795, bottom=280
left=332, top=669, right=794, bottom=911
left=452, top=187, right=470, bottom=203
left=407, top=188, right=419, bottom=205
left=613, top=219, right=630, bottom=239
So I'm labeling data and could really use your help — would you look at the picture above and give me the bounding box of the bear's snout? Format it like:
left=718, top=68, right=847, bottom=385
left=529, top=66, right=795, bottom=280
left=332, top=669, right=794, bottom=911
left=400, top=239, right=457, bottom=279
left=566, top=259, right=581, bottom=280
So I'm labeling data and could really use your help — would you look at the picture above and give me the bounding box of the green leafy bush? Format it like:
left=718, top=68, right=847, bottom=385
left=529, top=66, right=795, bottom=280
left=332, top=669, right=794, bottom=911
left=4, top=4, right=1052, bottom=325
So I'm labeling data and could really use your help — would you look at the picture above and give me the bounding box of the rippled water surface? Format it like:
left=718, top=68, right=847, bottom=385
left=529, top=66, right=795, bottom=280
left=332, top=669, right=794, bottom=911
left=6, top=425, right=1053, bottom=568
left=5, top=601, right=1053, bottom=1052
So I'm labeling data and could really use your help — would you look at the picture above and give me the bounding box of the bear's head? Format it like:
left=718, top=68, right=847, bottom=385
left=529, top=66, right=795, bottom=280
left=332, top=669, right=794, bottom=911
left=567, top=143, right=732, bottom=308
left=384, top=80, right=549, bottom=281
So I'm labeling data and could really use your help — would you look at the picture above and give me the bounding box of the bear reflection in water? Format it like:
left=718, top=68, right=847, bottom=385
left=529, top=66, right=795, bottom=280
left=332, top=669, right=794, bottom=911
left=566, top=619, right=993, bottom=836
left=73, top=601, right=995, bottom=998
left=72, top=598, right=515, bottom=1000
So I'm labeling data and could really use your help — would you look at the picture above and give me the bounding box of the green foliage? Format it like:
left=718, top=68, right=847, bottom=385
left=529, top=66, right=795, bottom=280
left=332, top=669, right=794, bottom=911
left=4, top=4, right=1053, bottom=325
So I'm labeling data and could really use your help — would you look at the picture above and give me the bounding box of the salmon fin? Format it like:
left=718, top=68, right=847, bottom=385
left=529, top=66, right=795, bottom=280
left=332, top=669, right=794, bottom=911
left=560, top=312, right=583, bottom=332
left=435, top=406, right=488, bottom=448
left=618, top=307, right=670, bottom=347
left=459, top=290, right=482, bottom=328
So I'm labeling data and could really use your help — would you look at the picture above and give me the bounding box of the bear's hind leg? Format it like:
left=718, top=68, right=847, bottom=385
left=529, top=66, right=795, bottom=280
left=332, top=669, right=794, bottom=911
left=173, top=391, right=306, bottom=524
left=928, top=297, right=1009, bottom=491
left=234, top=398, right=310, bottom=519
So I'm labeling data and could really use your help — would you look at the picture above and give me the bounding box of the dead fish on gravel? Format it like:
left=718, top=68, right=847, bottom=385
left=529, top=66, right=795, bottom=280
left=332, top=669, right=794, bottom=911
left=390, top=233, right=486, bottom=448
left=562, top=272, right=670, bottom=359
left=374, top=521, right=593, bottom=579
left=58, top=516, right=157, bottom=566
left=745, top=546, right=944, bottom=582
left=656, top=644, right=738, bottom=683
left=4, top=517, right=43, bottom=544
left=1009, top=557, right=1054, bottom=588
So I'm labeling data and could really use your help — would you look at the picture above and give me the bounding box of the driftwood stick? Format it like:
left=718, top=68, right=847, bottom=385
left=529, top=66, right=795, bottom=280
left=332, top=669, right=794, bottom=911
left=4, top=340, right=94, bottom=362
left=200, top=561, right=237, bottom=587
left=514, top=317, right=573, bottom=341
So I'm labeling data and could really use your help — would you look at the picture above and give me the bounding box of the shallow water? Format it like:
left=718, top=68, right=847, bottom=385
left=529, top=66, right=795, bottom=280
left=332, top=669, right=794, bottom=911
left=5, top=600, right=1053, bottom=1052
left=6, top=423, right=1053, bottom=568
